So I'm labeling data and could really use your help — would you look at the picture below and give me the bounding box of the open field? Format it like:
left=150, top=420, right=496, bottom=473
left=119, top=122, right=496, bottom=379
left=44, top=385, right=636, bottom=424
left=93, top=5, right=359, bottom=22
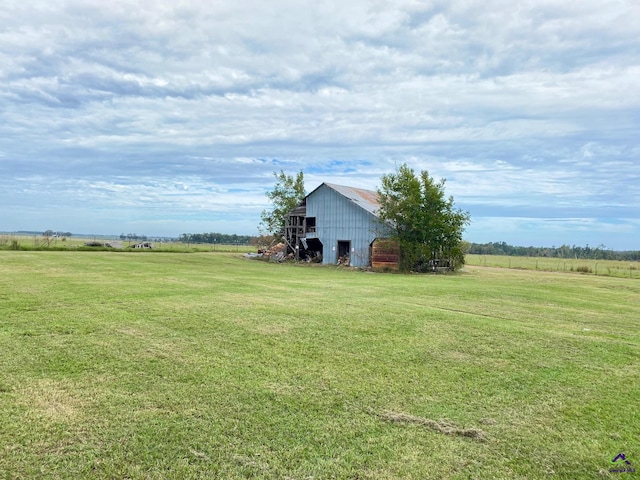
left=1, top=252, right=639, bottom=479
left=0, top=234, right=254, bottom=253
left=467, top=254, right=640, bottom=279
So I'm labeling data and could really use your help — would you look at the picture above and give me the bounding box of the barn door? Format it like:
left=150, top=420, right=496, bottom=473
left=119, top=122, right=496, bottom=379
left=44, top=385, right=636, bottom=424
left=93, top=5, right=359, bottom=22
left=337, top=240, right=350, bottom=265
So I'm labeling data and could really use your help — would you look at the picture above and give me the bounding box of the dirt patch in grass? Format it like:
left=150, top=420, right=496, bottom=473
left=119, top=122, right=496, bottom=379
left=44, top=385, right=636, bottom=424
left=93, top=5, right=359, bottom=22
left=116, top=326, right=151, bottom=338
left=19, top=379, right=87, bottom=422
left=374, top=409, right=486, bottom=441
left=254, top=324, right=290, bottom=335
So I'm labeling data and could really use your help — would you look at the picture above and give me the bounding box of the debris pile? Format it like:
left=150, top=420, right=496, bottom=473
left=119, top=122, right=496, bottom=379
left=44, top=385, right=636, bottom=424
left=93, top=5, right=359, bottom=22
left=253, top=242, right=287, bottom=262
left=83, top=241, right=124, bottom=249
left=246, top=240, right=324, bottom=264
left=128, top=242, right=153, bottom=249
left=84, top=241, right=105, bottom=247
left=301, top=250, right=322, bottom=263
left=337, top=255, right=350, bottom=266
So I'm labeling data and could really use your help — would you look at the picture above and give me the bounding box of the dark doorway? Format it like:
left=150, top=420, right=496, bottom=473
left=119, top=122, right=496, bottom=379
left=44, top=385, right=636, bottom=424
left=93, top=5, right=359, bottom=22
left=300, top=238, right=323, bottom=263
left=337, top=240, right=351, bottom=265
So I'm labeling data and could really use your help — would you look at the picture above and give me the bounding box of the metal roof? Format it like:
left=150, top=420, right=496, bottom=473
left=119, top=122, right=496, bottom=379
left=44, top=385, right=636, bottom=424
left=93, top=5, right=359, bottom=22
left=321, top=183, right=380, bottom=217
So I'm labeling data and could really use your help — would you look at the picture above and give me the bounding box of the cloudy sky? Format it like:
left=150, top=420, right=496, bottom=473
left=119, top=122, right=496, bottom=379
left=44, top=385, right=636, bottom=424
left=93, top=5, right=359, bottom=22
left=1, top=1, right=638, bottom=249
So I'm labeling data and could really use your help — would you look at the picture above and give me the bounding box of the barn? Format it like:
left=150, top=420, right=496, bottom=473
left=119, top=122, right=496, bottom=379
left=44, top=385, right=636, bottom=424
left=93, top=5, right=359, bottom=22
left=284, top=183, right=396, bottom=268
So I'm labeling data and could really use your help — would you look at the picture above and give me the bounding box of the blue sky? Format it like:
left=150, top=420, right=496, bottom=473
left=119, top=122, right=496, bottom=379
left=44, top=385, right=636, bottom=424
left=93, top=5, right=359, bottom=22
left=1, top=1, right=638, bottom=249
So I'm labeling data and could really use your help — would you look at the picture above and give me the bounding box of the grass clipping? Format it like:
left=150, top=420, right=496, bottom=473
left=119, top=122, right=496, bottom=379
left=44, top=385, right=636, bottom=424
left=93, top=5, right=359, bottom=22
left=375, top=410, right=486, bottom=441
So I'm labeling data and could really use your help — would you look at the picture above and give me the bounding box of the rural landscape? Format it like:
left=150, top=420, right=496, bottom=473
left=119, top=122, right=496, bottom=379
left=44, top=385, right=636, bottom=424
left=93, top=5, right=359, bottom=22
left=3, top=1, right=638, bottom=478
left=1, top=246, right=638, bottom=478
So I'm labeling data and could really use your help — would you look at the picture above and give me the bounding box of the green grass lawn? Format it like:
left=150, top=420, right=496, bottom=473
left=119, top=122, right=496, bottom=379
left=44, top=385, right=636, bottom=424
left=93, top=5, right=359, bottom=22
left=1, top=252, right=638, bottom=479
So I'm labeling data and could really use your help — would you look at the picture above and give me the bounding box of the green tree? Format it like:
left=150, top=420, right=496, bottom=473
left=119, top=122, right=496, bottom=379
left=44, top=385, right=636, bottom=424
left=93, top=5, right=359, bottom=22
left=260, top=170, right=305, bottom=236
left=377, top=164, right=470, bottom=272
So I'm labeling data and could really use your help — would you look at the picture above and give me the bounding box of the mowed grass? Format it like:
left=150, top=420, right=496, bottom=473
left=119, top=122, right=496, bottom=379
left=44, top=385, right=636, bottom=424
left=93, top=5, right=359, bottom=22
left=0, top=252, right=638, bottom=479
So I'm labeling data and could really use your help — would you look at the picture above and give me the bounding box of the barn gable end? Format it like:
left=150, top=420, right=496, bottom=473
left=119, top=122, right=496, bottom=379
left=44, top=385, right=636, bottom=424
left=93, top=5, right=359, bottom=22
left=285, top=182, right=392, bottom=268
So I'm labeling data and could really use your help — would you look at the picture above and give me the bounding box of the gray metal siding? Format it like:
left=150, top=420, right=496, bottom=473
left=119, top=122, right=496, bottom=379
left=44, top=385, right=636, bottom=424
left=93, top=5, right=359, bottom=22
left=306, top=184, right=384, bottom=267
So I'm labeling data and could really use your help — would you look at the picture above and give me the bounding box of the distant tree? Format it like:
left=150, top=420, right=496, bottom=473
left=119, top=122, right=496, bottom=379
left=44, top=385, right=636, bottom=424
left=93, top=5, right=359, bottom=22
left=377, top=164, right=470, bottom=272
left=251, top=234, right=278, bottom=248
left=260, top=170, right=305, bottom=236
left=178, top=232, right=256, bottom=245
left=467, top=241, right=640, bottom=261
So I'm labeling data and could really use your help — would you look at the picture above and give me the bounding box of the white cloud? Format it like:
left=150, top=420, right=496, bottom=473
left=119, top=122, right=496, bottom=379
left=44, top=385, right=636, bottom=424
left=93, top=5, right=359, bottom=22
left=0, top=0, right=638, bottom=248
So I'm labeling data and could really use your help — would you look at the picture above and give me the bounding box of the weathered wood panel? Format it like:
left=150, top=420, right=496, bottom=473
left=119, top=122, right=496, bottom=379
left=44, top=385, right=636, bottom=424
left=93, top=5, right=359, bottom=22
left=371, top=239, right=399, bottom=270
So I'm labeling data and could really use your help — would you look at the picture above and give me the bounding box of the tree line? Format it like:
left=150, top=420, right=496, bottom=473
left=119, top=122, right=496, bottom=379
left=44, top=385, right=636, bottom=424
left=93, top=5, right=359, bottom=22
left=178, top=232, right=255, bottom=245
left=468, top=241, right=640, bottom=261
left=43, top=230, right=73, bottom=237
